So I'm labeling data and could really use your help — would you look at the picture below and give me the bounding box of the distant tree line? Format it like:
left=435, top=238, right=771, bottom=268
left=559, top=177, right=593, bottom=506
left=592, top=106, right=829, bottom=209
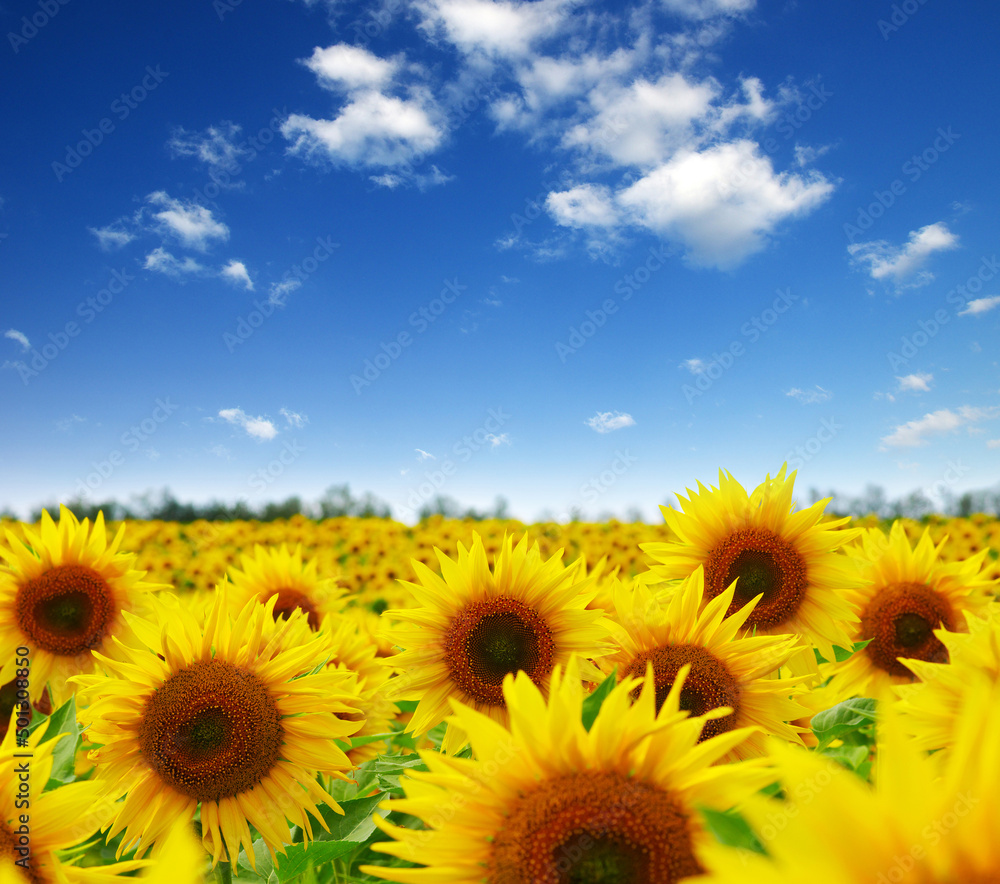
left=5, top=482, right=999, bottom=525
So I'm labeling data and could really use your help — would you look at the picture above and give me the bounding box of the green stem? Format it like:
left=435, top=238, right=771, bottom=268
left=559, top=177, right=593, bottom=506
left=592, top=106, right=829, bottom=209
left=215, top=860, right=233, bottom=884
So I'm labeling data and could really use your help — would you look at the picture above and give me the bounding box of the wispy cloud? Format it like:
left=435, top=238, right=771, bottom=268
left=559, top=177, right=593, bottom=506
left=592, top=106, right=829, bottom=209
left=415, top=448, right=435, bottom=461
left=218, top=407, right=279, bottom=441
left=279, top=408, right=308, bottom=428
left=848, top=221, right=959, bottom=287
left=268, top=278, right=301, bottom=306
left=143, top=248, right=207, bottom=277
left=485, top=433, right=511, bottom=448
left=55, top=414, right=86, bottom=432
left=681, top=358, right=706, bottom=374
left=88, top=224, right=136, bottom=251
left=786, top=385, right=831, bottom=404
left=880, top=405, right=1000, bottom=448
left=958, top=295, right=1000, bottom=317
left=897, top=372, right=933, bottom=393
left=586, top=411, right=636, bottom=433
left=4, top=329, right=29, bottom=352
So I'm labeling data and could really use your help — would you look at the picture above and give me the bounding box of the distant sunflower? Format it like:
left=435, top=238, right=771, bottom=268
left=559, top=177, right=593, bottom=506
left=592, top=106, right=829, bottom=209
left=894, top=605, right=1000, bottom=751
left=364, top=658, right=774, bottom=883
left=821, top=522, right=995, bottom=701
left=224, top=543, right=345, bottom=629
left=699, top=697, right=1000, bottom=882
left=641, top=467, right=862, bottom=665
left=0, top=719, right=147, bottom=882
left=607, top=567, right=810, bottom=760
left=0, top=506, right=162, bottom=704
left=386, top=532, right=612, bottom=753
left=73, top=592, right=361, bottom=870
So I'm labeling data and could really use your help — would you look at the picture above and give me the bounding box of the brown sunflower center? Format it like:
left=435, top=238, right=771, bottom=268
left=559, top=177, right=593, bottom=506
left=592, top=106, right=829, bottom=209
left=860, top=581, right=955, bottom=678
left=622, top=645, right=741, bottom=741
left=443, top=597, right=556, bottom=706
left=268, top=588, right=321, bottom=629
left=703, top=528, right=808, bottom=629
left=14, top=564, right=116, bottom=656
left=0, top=819, right=42, bottom=883
left=490, top=771, right=702, bottom=883
left=138, top=659, right=283, bottom=802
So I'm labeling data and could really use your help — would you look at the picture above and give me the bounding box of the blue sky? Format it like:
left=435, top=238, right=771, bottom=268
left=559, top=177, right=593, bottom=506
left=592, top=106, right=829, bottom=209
left=1, top=0, right=998, bottom=522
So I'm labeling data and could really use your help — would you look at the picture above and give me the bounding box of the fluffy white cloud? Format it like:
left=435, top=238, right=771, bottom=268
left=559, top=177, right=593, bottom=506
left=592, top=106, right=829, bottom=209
left=218, top=408, right=278, bottom=441
left=897, top=372, right=933, bottom=393
left=143, top=248, right=207, bottom=277
left=416, top=0, right=574, bottom=58
left=586, top=410, right=635, bottom=433
left=303, top=44, right=398, bottom=91
left=958, top=295, right=1000, bottom=316
left=546, top=185, right=619, bottom=228
left=88, top=225, right=136, bottom=251
left=4, top=329, right=29, bottom=352
left=616, top=141, right=833, bottom=269
left=220, top=259, right=254, bottom=290
left=786, top=385, right=831, bottom=404
left=880, top=405, right=1000, bottom=448
left=848, top=222, right=958, bottom=286
left=146, top=191, right=229, bottom=251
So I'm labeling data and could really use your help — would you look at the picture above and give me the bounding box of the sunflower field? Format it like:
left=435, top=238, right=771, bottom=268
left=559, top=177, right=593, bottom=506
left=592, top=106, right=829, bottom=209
left=1, top=467, right=999, bottom=883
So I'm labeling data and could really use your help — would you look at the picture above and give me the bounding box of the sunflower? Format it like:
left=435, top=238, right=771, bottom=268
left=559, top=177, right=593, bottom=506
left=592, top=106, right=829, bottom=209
left=223, top=543, right=346, bottom=629
left=386, top=532, right=613, bottom=753
left=364, top=657, right=775, bottom=883
left=640, top=467, right=862, bottom=668
left=698, top=696, right=1000, bottom=882
left=73, top=591, right=362, bottom=869
left=0, top=507, right=163, bottom=705
left=821, top=521, right=996, bottom=701
left=894, top=604, right=1000, bottom=751
left=0, top=717, right=147, bottom=882
left=606, top=567, right=811, bottom=760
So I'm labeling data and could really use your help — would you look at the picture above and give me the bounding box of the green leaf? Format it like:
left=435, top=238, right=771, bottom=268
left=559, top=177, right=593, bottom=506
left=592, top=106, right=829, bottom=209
left=237, top=838, right=276, bottom=882
left=811, top=698, right=877, bottom=749
left=581, top=670, right=616, bottom=732
left=348, top=733, right=400, bottom=749
left=41, top=696, right=79, bottom=786
left=275, top=840, right=359, bottom=881
left=832, top=639, right=873, bottom=663
left=317, top=793, right=386, bottom=844
left=699, top=807, right=765, bottom=855
left=818, top=742, right=871, bottom=774
left=372, top=753, right=428, bottom=794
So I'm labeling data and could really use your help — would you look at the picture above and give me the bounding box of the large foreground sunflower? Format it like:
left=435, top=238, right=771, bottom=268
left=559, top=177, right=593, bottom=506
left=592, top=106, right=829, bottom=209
left=606, top=567, right=810, bottom=760
left=364, top=658, right=774, bottom=883
left=821, top=521, right=995, bottom=701
left=0, top=507, right=162, bottom=704
left=699, top=696, right=1000, bottom=882
left=894, top=605, right=1000, bottom=751
left=387, top=532, right=612, bottom=753
left=0, top=720, right=146, bottom=883
left=73, top=592, right=361, bottom=869
left=641, top=467, right=861, bottom=667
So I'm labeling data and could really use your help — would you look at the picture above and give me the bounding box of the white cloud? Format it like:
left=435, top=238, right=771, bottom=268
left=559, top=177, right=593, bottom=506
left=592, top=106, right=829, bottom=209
left=786, top=385, right=831, bottom=404
left=4, top=329, right=29, bottom=352
left=88, top=224, right=136, bottom=251
left=416, top=0, right=574, bottom=58
left=848, top=222, right=958, bottom=286
left=616, top=141, right=833, bottom=269
left=958, top=296, right=1000, bottom=317
left=143, top=247, right=207, bottom=277
left=209, top=444, right=232, bottom=460
left=415, top=448, right=436, bottom=461
left=146, top=191, right=229, bottom=251
left=218, top=407, right=279, bottom=441
left=268, top=278, right=300, bottom=306
left=546, top=184, right=620, bottom=228
left=897, top=372, right=933, bottom=393
left=485, top=432, right=511, bottom=447
left=662, top=0, right=755, bottom=20
left=880, top=405, right=1000, bottom=449
left=220, top=259, right=254, bottom=290
left=987, top=439, right=1000, bottom=449
left=586, top=410, right=636, bottom=433
left=55, top=414, right=86, bottom=432
left=681, top=358, right=706, bottom=374
left=280, top=408, right=308, bottom=429
left=303, top=44, right=398, bottom=91
left=168, top=122, right=251, bottom=178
